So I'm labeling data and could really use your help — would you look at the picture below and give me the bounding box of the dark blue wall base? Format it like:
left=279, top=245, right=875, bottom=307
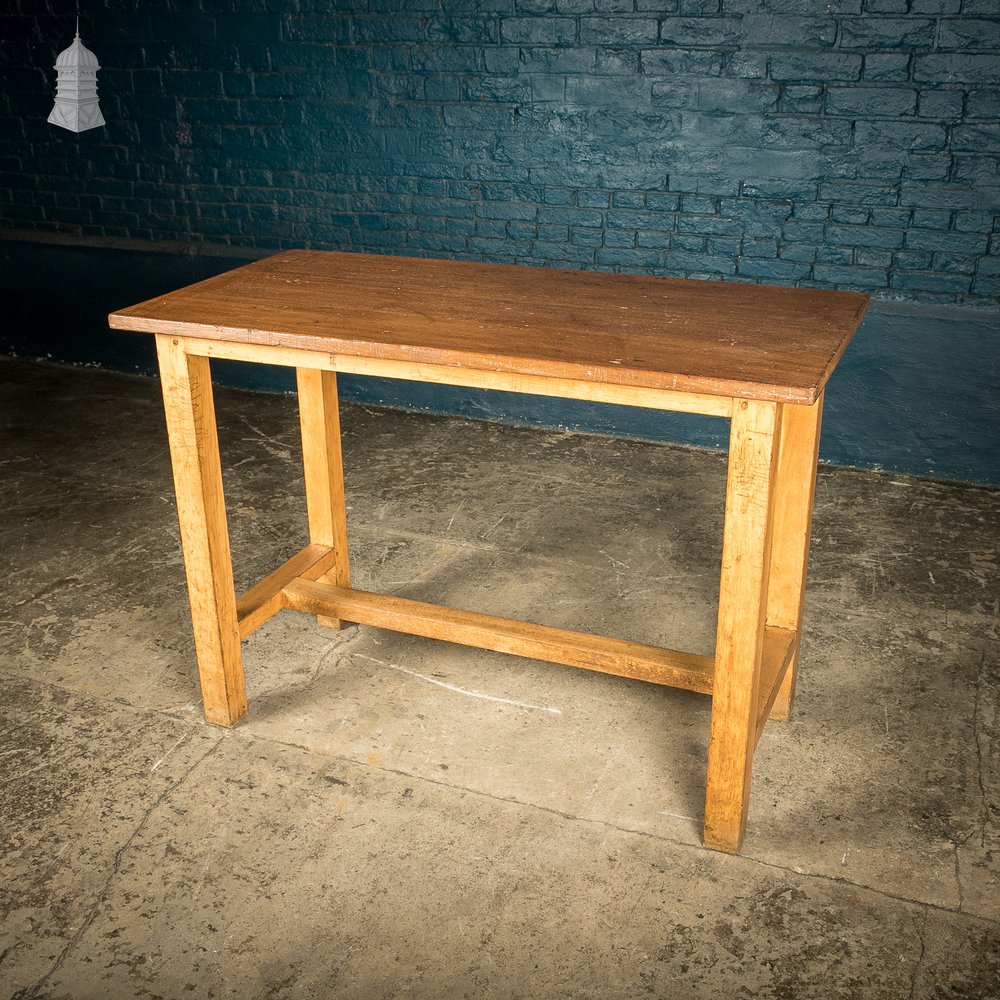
left=3, top=239, right=997, bottom=486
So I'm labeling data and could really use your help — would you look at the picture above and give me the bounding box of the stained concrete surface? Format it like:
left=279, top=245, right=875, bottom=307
left=0, top=355, right=997, bottom=999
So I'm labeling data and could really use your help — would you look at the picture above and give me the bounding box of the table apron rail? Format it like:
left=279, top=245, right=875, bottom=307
left=171, top=335, right=734, bottom=418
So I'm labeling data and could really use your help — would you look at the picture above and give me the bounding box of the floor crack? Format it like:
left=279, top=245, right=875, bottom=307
left=908, top=908, right=928, bottom=1000
left=12, top=730, right=222, bottom=1000
left=971, top=648, right=993, bottom=850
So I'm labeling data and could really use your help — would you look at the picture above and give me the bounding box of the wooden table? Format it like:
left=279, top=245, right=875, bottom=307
left=110, top=250, right=867, bottom=854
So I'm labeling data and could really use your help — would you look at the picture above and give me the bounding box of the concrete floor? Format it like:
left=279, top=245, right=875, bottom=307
left=1, top=355, right=997, bottom=1000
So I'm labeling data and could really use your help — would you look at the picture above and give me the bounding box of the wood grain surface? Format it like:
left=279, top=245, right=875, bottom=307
left=110, top=250, right=868, bottom=403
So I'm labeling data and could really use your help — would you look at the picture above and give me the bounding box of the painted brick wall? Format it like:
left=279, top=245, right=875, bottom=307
left=1, top=1, right=998, bottom=306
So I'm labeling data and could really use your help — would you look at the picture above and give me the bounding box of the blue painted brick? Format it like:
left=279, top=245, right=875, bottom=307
left=856, top=249, right=893, bottom=267
left=951, top=156, right=1000, bottom=187
left=938, top=18, right=1000, bottom=50
left=900, top=184, right=1000, bottom=210
left=596, top=48, right=640, bottom=74
left=651, top=81, right=697, bottom=108
left=909, top=209, right=952, bottom=229
left=965, top=89, right=1000, bottom=121
left=613, top=192, right=647, bottom=208
left=606, top=209, right=676, bottom=230
left=475, top=201, right=537, bottom=221
left=468, top=235, right=529, bottom=254
left=484, top=47, right=521, bottom=74
left=742, top=178, right=818, bottom=200
left=665, top=250, right=735, bottom=273
left=839, top=17, right=937, bottom=50
left=904, top=156, right=952, bottom=181
left=659, top=17, right=742, bottom=47
left=827, top=87, right=917, bottom=118
left=698, top=79, right=778, bottom=113
left=953, top=211, right=995, bottom=233
left=426, top=17, right=500, bottom=44
left=676, top=215, right=741, bottom=236
left=820, top=182, right=900, bottom=206
left=827, top=224, right=904, bottom=249
left=680, top=0, right=722, bottom=12
left=571, top=227, right=604, bottom=247
left=672, top=235, right=707, bottom=252
left=831, top=207, right=870, bottom=224
left=910, top=0, right=961, bottom=10
left=741, top=14, right=838, bottom=48
left=916, top=89, right=965, bottom=120
left=637, top=230, right=673, bottom=248
left=501, top=18, right=576, bottom=44
left=781, top=244, right=820, bottom=263
left=580, top=17, right=659, bottom=44
left=646, top=192, right=680, bottom=211
left=726, top=51, right=769, bottom=79
left=741, top=239, right=779, bottom=258
left=596, top=247, right=663, bottom=268
left=354, top=17, right=427, bottom=44
left=868, top=208, right=910, bottom=227
left=783, top=221, right=826, bottom=242
left=519, top=47, right=596, bottom=73
left=412, top=47, right=483, bottom=73
left=443, top=105, right=517, bottom=130
left=566, top=76, right=652, bottom=107
left=864, top=53, right=911, bottom=83
left=537, top=206, right=605, bottom=226
left=934, top=252, right=980, bottom=274
left=285, top=15, right=352, bottom=45
left=905, top=230, right=988, bottom=254
left=779, top=86, right=824, bottom=114
left=604, top=229, right=636, bottom=247
left=578, top=190, right=611, bottom=208
left=893, top=250, right=933, bottom=268
left=641, top=49, right=723, bottom=75
left=973, top=276, right=1000, bottom=296
left=531, top=75, right=566, bottom=102
left=915, top=54, right=1000, bottom=86
left=706, top=236, right=740, bottom=255
left=951, top=123, right=1000, bottom=153
left=680, top=195, right=717, bottom=213
left=769, top=52, right=864, bottom=83
left=891, top=271, right=971, bottom=293
left=737, top=257, right=812, bottom=280
left=856, top=120, right=946, bottom=151
left=529, top=241, right=595, bottom=262
left=463, top=77, right=532, bottom=102
left=475, top=220, right=508, bottom=238
left=813, top=263, right=889, bottom=286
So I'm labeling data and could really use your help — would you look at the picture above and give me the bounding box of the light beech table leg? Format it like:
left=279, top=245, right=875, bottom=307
left=296, top=368, right=351, bottom=629
left=704, top=398, right=781, bottom=854
left=765, top=392, right=825, bottom=721
left=156, top=335, right=247, bottom=727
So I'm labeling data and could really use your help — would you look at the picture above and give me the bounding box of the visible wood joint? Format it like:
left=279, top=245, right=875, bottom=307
left=754, top=626, right=798, bottom=745
left=236, top=544, right=339, bottom=639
